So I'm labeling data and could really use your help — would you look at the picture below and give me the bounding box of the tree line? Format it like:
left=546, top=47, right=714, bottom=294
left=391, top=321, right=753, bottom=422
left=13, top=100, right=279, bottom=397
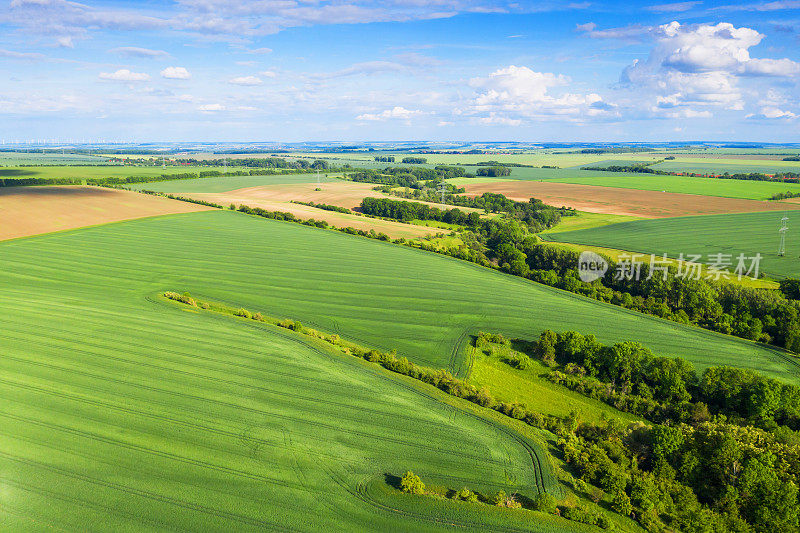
left=528, top=329, right=800, bottom=430
left=0, top=177, right=82, bottom=187
left=292, top=201, right=351, bottom=213
left=525, top=244, right=800, bottom=352
left=769, top=191, right=800, bottom=200
left=476, top=166, right=512, bottom=177
left=347, top=165, right=470, bottom=188
left=360, top=194, right=572, bottom=233
left=478, top=331, right=800, bottom=533
left=584, top=164, right=800, bottom=183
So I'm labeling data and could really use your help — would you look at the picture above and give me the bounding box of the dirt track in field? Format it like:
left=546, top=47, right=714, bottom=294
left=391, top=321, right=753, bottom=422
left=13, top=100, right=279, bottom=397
left=0, top=186, right=213, bottom=241
left=461, top=180, right=800, bottom=218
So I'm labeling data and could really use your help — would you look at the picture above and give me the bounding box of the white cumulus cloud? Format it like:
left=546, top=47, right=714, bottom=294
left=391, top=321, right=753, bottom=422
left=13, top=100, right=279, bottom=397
left=463, top=65, right=613, bottom=124
left=619, top=21, right=800, bottom=118
left=357, top=106, right=422, bottom=121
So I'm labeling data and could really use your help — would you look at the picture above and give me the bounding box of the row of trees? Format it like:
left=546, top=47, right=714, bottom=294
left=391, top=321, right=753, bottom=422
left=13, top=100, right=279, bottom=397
left=476, top=166, right=512, bottom=177
left=524, top=244, right=800, bottom=351
left=584, top=163, right=800, bottom=183
left=0, top=177, right=81, bottom=187
left=235, top=204, right=391, bottom=241
left=292, top=201, right=351, bottom=214
left=533, top=329, right=800, bottom=430
left=360, top=197, right=482, bottom=226
left=769, top=190, right=800, bottom=200
left=360, top=194, right=572, bottom=233
left=167, top=157, right=331, bottom=170
left=347, top=165, right=469, bottom=188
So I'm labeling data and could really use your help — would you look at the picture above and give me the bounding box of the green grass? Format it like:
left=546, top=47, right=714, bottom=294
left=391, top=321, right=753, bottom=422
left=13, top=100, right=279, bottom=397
left=5, top=210, right=799, bottom=384
left=545, top=210, right=800, bottom=280
left=449, top=170, right=800, bottom=200
left=467, top=345, right=642, bottom=426
left=0, top=285, right=566, bottom=531
left=652, top=159, right=800, bottom=175
left=534, top=173, right=800, bottom=200
left=127, top=172, right=338, bottom=193
left=0, top=152, right=111, bottom=165
left=0, top=164, right=262, bottom=182
left=541, top=211, right=642, bottom=233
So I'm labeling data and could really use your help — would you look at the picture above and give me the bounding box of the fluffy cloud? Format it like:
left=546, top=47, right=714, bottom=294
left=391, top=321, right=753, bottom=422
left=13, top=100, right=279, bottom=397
left=98, top=69, right=150, bottom=82
left=619, top=21, right=800, bottom=117
left=161, top=66, right=191, bottom=79
left=357, top=106, right=422, bottom=121
left=748, top=106, right=798, bottom=119
left=463, top=65, right=612, bottom=124
left=229, top=75, right=263, bottom=86
left=198, top=103, right=225, bottom=111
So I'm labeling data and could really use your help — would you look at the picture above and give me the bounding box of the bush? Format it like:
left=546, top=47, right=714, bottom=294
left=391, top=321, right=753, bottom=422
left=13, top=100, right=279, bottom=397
left=400, top=471, right=425, bottom=495
left=489, top=490, right=506, bottom=505
left=612, top=489, right=633, bottom=516
left=455, top=488, right=479, bottom=503
left=531, top=493, right=558, bottom=514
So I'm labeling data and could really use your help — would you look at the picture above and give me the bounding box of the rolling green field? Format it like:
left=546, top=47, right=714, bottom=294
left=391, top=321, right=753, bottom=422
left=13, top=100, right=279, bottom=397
left=545, top=210, right=800, bottom=279
left=128, top=172, right=335, bottom=193
left=0, top=164, right=262, bottom=182
left=4, top=210, right=798, bottom=383
left=652, top=160, right=800, bottom=175
left=0, top=152, right=111, bottom=165
left=0, top=290, right=563, bottom=531
left=531, top=173, right=800, bottom=200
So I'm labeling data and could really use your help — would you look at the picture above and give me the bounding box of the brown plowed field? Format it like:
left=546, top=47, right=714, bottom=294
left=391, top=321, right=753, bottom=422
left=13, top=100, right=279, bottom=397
left=0, top=186, right=213, bottom=241
left=461, top=180, right=800, bottom=218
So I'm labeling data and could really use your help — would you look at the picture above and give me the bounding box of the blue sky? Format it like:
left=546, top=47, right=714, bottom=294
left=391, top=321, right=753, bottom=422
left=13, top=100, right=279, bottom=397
left=1, top=0, right=799, bottom=142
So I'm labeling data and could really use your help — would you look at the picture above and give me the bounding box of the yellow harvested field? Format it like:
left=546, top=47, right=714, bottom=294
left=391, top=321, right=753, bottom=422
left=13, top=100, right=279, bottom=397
left=187, top=190, right=446, bottom=239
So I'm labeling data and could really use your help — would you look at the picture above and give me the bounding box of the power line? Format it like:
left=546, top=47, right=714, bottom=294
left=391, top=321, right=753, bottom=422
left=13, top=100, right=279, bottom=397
left=778, top=212, right=788, bottom=257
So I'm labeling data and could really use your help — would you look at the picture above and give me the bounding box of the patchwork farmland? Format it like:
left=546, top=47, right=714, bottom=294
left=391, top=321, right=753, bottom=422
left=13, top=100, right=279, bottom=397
left=4, top=143, right=800, bottom=533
